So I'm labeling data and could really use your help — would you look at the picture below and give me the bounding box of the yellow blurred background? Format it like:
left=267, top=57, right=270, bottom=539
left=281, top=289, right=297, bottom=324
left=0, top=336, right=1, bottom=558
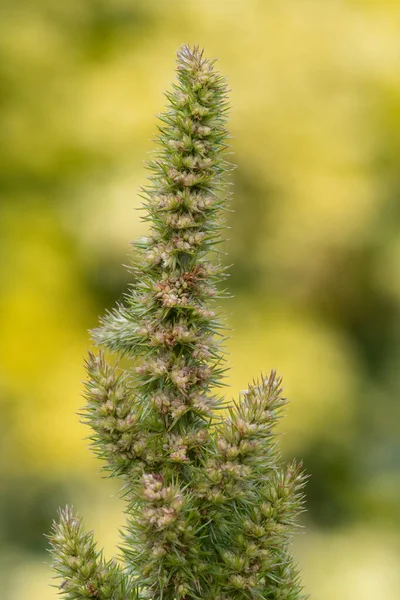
left=1, top=1, right=400, bottom=598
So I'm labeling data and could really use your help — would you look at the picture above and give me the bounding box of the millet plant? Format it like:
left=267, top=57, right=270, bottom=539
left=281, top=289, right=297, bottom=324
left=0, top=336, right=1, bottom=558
left=49, top=45, right=307, bottom=600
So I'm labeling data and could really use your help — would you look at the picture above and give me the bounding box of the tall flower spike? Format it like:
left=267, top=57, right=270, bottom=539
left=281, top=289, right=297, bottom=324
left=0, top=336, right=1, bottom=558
left=49, top=45, right=308, bottom=600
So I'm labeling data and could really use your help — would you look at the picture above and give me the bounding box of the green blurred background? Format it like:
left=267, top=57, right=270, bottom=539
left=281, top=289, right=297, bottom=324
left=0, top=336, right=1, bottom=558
left=1, top=1, right=400, bottom=598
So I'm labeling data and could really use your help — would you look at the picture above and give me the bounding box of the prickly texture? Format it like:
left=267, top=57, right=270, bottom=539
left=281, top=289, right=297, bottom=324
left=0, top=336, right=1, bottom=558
left=49, top=46, right=308, bottom=600
left=48, top=507, right=136, bottom=600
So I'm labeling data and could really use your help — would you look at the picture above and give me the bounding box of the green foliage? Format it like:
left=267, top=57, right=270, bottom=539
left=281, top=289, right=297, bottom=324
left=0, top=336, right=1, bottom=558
left=49, top=45, right=307, bottom=600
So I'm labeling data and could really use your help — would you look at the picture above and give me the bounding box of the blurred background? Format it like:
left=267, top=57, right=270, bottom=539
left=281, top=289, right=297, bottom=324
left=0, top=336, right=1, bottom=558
left=1, top=1, right=400, bottom=598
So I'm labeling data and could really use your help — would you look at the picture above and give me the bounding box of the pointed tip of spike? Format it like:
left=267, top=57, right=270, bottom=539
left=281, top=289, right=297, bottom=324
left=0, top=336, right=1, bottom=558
left=177, top=44, right=204, bottom=61
left=176, top=44, right=208, bottom=72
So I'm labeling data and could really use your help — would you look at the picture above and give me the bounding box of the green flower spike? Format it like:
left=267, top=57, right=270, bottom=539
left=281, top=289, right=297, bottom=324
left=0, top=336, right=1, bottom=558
left=49, top=45, right=308, bottom=600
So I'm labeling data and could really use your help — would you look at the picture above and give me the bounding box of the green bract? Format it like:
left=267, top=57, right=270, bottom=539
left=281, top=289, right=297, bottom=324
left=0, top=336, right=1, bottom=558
left=49, top=45, right=307, bottom=600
